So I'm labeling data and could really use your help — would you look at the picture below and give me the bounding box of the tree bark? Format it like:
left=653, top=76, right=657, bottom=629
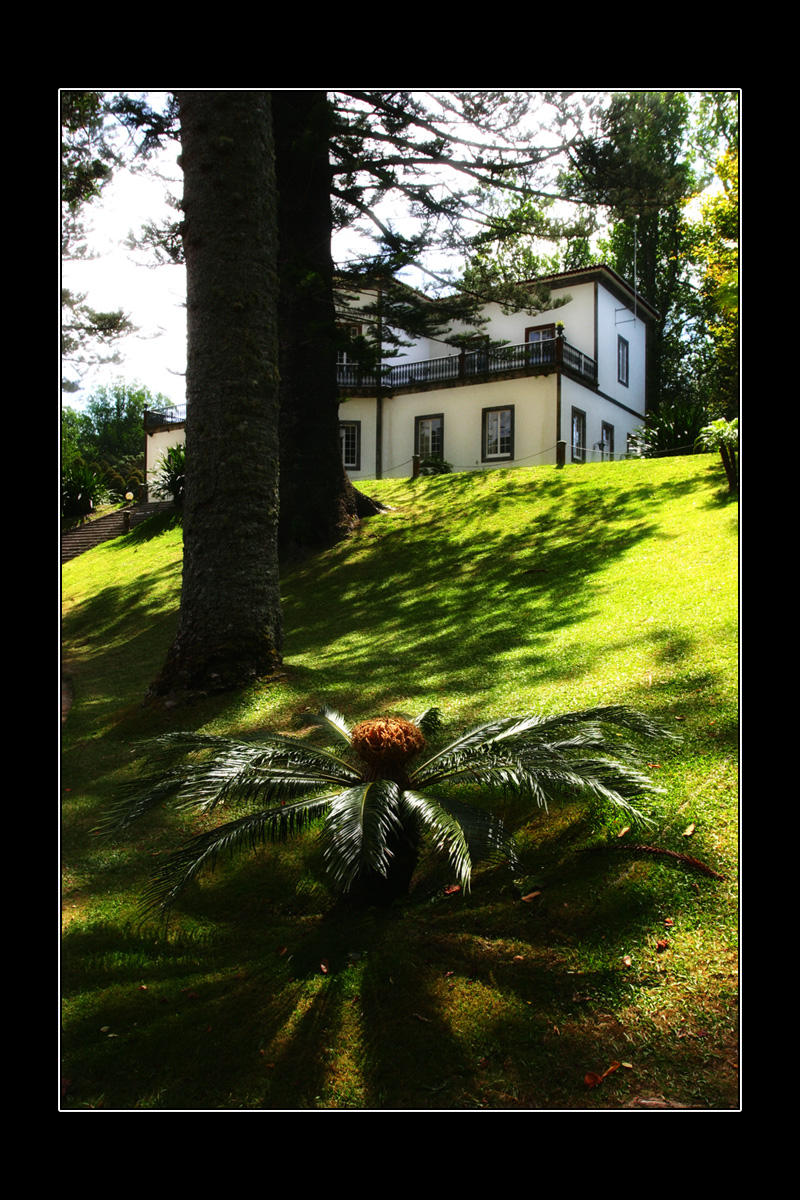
left=152, top=92, right=283, bottom=696
left=272, top=91, right=360, bottom=555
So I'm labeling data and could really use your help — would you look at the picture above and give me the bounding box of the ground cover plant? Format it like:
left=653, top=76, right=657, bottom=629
left=61, top=454, right=739, bottom=1110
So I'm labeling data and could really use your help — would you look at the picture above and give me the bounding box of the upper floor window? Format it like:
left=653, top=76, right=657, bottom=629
left=525, top=323, right=556, bottom=365
left=337, top=322, right=363, bottom=365
left=617, top=335, right=629, bottom=387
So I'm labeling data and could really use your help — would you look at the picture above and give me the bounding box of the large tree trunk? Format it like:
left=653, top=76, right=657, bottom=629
left=152, top=92, right=283, bottom=696
left=272, top=91, right=360, bottom=555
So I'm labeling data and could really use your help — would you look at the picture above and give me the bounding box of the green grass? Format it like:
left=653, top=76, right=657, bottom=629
left=61, top=455, right=739, bottom=1110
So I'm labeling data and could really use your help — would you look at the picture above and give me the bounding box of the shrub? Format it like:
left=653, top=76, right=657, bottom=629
left=61, top=462, right=107, bottom=518
left=151, top=443, right=186, bottom=508
left=102, top=704, right=674, bottom=915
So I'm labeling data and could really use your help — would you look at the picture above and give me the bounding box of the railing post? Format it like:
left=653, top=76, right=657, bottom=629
left=556, top=440, right=566, bottom=469
left=411, top=454, right=420, bottom=479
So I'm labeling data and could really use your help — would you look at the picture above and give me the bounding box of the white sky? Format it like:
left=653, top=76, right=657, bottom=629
left=62, top=134, right=188, bottom=410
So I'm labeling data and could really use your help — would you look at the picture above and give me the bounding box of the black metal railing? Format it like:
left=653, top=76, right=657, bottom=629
left=144, top=406, right=187, bottom=429
left=336, top=336, right=596, bottom=392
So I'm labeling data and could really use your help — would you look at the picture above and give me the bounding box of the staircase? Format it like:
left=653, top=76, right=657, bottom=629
left=61, top=502, right=174, bottom=563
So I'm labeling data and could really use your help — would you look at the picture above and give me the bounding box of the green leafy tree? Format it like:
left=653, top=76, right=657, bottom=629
left=102, top=704, right=673, bottom=914
left=562, top=91, right=698, bottom=411
left=83, top=380, right=172, bottom=462
left=684, top=147, right=739, bottom=420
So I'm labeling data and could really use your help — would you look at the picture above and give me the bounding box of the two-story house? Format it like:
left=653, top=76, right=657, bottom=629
left=143, top=264, right=657, bottom=492
left=335, top=264, right=657, bottom=480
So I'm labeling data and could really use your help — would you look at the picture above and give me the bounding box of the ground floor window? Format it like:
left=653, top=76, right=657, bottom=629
left=339, top=421, right=361, bottom=471
left=571, top=407, right=586, bottom=463
left=482, top=406, right=514, bottom=461
left=600, top=421, right=615, bottom=461
left=415, top=414, right=444, bottom=460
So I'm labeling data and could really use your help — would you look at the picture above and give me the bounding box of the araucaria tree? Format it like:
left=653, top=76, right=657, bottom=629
left=152, top=92, right=283, bottom=695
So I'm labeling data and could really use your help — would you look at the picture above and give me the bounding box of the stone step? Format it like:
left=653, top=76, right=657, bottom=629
left=61, top=502, right=174, bottom=562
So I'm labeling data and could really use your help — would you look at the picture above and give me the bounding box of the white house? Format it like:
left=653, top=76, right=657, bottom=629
left=143, top=264, right=657, bottom=493
left=335, top=265, right=657, bottom=481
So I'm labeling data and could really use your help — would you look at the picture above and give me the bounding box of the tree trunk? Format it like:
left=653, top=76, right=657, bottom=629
left=272, top=91, right=360, bottom=555
left=152, top=92, right=283, bottom=696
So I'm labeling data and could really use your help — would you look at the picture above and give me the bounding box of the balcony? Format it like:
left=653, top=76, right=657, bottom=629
left=337, top=335, right=597, bottom=394
left=144, top=405, right=187, bottom=430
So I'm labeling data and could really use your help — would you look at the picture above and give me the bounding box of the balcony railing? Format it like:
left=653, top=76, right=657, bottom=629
left=144, top=406, right=187, bottom=430
left=336, top=335, right=596, bottom=391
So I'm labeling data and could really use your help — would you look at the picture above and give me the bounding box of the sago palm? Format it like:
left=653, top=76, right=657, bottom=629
left=102, top=704, right=674, bottom=915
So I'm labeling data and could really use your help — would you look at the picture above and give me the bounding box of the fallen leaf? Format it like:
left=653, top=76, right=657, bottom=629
left=584, top=1061, right=621, bottom=1088
left=617, top=825, right=631, bottom=838
left=444, top=884, right=461, bottom=895
left=622, top=955, right=633, bottom=967
left=656, top=938, right=670, bottom=952
left=513, top=955, right=524, bottom=962
left=664, top=917, right=674, bottom=928
left=621, top=1062, right=634, bottom=1070
left=521, top=890, right=541, bottom=902
left=682, top=823, right=696, bottom=837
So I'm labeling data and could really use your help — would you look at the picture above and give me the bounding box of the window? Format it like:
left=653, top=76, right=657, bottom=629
left=415, top=414, right=444, bottom=460
left=571, top=407, right=586, bottom=463
left=339, top=421, right=361, bottom=471
left=336, top=322, right=363, bottom=365
left=617, top=335, right=629, bottom=387
left=525, top=323, right=556, bottom=365
left=482, top=406, right=514, bottom=461
left=600, top=421, right=615, bottom=461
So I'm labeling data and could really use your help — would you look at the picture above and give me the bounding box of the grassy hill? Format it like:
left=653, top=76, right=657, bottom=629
left=61, top=455, right=739, bottom=1110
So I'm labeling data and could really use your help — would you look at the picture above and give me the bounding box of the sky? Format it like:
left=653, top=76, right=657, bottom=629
left=62, top=132, right=188, bottom=410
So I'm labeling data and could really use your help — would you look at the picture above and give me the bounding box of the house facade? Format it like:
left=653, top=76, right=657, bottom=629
left=336, top=265, right=657, bottom=480
left=143, top=264, right=656, bottom=494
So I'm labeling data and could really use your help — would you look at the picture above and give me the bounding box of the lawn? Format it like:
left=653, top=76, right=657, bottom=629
left=61, top=454, right=739, bottom=1110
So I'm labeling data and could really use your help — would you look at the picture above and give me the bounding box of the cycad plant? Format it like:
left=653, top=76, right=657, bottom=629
left=102, top=704, right=674, bottom=915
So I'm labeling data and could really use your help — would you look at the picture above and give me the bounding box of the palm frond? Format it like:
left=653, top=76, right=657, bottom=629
left=139, top=793, right=334, bottom=916
left=410, top=715, right=528, bottom=783
left=411, top=707, right=444, bottom=736
left=320, top=781, right=402, bottom=893
left=98, top=734, right=361, bottom=839
left=399, top=789, right=474, bottom=890
left=429, top=792, right=519, bottom=872
left=304, top=706, right=354, bottom=747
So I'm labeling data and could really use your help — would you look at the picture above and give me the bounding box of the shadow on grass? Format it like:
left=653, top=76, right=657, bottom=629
left=61, top=835, right=736, bottom=1109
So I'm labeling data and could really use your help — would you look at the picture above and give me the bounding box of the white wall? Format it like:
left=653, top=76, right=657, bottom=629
left=145, top=426, right=185, bottom=494
left=595, top=282, right=647, bottom=412
left=346, top=375, right=559, bottom=480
